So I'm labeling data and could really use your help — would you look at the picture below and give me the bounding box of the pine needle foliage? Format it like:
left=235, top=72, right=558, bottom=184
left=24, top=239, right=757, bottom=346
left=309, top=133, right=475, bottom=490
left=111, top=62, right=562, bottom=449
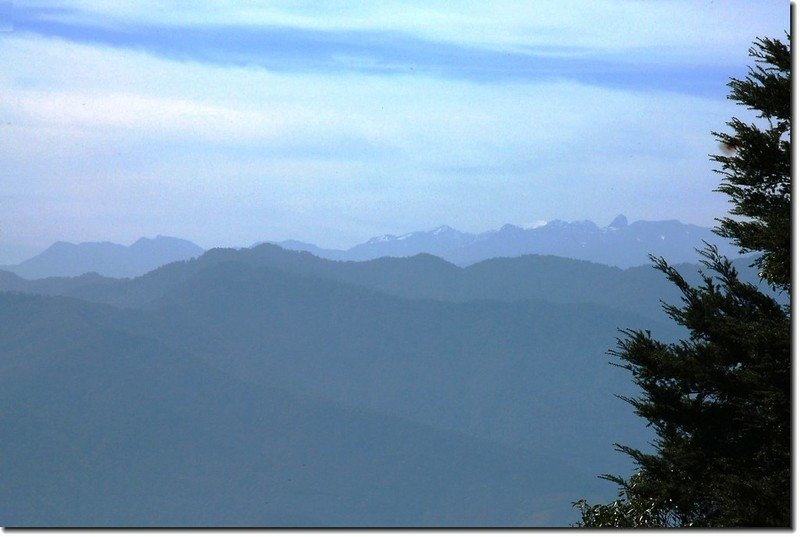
left=573, top=35, right=791, bottom=528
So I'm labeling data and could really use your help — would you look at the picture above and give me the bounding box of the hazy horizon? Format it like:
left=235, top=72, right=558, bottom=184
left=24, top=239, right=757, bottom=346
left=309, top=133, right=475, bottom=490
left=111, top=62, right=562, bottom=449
left=1, top=2, right=786, bottom=251
left=1, top=4, right=789, bottom=525
left=2, top=212, right=731, bottom=263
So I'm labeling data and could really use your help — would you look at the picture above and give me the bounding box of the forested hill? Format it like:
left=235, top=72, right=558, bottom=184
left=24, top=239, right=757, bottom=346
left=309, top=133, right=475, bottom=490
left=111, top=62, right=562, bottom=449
left=0, top=242, right=772, bottom=323
left=0, top=243, right=778, bottom=526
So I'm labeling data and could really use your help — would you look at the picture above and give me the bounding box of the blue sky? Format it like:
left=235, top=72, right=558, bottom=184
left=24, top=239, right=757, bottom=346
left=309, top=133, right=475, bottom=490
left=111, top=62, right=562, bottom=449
left=0, top=1, right=788, bottom=257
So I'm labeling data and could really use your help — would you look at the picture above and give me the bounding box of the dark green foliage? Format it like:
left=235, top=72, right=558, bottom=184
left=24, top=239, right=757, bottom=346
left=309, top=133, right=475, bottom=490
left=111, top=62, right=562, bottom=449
left=712, top=36, right=791, bottom=292
left=575, top=36, right=791, bottom=528
left=573, top=472, right=682, bottom=528
left=576, top=251, right=789, bottom=527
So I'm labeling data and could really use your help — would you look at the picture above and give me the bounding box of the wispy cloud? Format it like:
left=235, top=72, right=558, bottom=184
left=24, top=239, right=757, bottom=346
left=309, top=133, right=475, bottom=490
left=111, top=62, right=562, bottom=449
left=0, top=1, right=788, bottom=249
left=7, top=1, right=781, bottom=97
left=11, top=1, right=786, bottom=59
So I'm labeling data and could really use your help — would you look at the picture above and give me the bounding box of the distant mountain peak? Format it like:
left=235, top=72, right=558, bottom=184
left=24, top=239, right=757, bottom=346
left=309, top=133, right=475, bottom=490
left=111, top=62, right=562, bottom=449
left=573, top=220, right=599, bottom=230
left=432, top=225, right=454, bottom=235
left=260, top=216, right=738, bottom=269
left=132, top=236, right=158, bottom=247
left=134, top=235, right=197, bottom=245
left=365, top=226, right=465, bottom=244
left=367, top=234, right=397, bottom=244
left=6, top=236, right=204, bottom=279
left=609, top=214, right=628, bottom=229
left=523, top=220, right=548, bottom=230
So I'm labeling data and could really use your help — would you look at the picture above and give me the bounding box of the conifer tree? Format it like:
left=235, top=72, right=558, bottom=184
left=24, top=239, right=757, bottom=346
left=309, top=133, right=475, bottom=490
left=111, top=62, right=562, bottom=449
left=573, top=35, right=791, bottom=528
left=713, top=36, right=791, bottom=293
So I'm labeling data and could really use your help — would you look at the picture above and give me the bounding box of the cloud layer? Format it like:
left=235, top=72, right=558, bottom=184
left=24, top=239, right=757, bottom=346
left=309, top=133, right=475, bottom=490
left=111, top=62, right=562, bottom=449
left=0, top=1, right=788, bottom=250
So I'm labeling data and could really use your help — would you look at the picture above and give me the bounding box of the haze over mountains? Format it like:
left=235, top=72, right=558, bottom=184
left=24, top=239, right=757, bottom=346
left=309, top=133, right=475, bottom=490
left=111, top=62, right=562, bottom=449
left=0, top=243, right=40, bottom=266
left=1, top=236, right=204, bottom=279
left=0, top=215, right=770, bottom=527
left=2, top=292, right=586, bottom=527
left=0, top=242, right=771, bottom=323
left=0, top=245, right=657, bottom=526
left=274, top=215, right=740, bottom=268
left=0, top=233, right=778, bottom=527
left=2, top=216, right=737, bottom=281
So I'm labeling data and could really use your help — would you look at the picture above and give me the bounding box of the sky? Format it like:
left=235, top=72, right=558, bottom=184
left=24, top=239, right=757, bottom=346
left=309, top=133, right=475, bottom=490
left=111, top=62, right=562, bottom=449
left=0, top=1, right=789, bottom=259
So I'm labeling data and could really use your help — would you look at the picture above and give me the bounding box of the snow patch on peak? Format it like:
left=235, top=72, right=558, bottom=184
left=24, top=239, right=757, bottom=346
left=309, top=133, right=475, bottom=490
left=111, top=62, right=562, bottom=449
left=368, top=234, right=396, bottom=244
left=523, top=220, right=548, bottom=229
left=432, top=225, right=454, bottom=235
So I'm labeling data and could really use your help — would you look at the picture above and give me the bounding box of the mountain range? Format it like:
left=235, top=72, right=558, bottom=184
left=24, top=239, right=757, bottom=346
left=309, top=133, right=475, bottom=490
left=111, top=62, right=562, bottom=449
left=0, top=242, right=771, bottom=323
left=3, top=216, right=737, bottom=281
left=0, top=249, right=659, bottom=526
left=1, top=236, right=204, bottom=279
left=274, top=215, right=740, bottom=268
left=1, top=239, right=780, bottom=527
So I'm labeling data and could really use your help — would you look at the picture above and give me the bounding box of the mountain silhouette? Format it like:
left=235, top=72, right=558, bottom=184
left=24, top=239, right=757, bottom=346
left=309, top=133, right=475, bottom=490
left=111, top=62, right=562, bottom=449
left=273, top=216, right=739, bottom=268
left=0, top=241, right=769, bottom=322
left=1, top=236, right=204, bottom=279
left=0, top=241, right=777, bottom=526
